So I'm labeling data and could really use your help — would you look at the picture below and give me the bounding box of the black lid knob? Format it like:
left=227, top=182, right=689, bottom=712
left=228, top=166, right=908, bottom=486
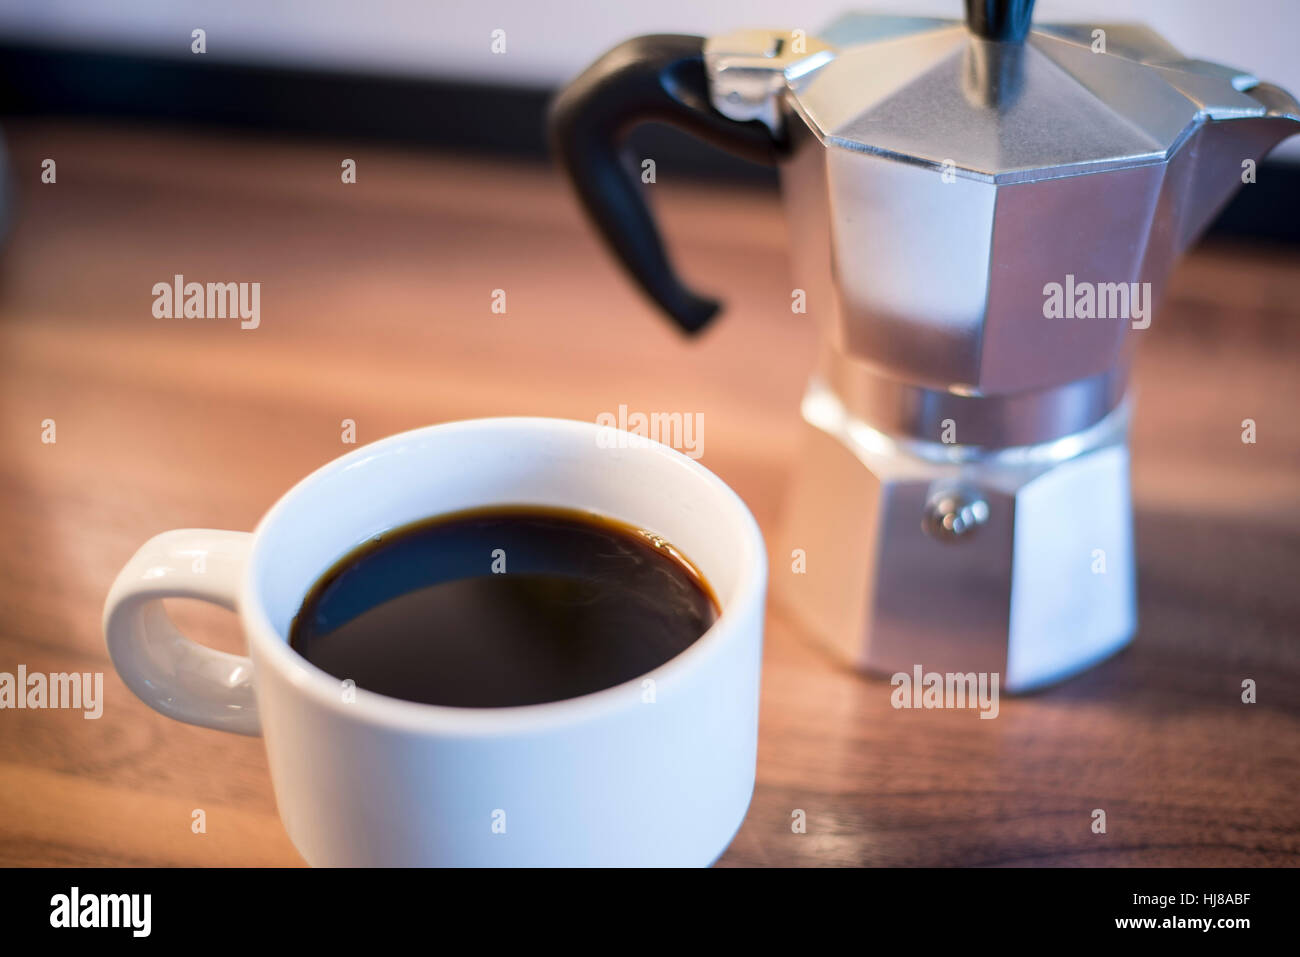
left=965, top=0, right=1036, bottom=42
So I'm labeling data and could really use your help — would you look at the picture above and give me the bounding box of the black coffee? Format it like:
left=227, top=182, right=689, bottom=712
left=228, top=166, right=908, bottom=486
left=289, top=506, right=719, bottom=707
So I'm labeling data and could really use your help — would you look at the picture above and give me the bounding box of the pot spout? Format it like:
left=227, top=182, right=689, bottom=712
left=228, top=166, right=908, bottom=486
left=1166, top=77, right=1300, bottom=255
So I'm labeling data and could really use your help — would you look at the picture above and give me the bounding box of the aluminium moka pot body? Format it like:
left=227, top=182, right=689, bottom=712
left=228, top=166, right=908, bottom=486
left=549, top=0, right=1300, bottom=690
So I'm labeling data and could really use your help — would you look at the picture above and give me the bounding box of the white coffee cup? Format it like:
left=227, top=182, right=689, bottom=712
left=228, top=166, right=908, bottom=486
left=103, top=417, right=767, bottom=866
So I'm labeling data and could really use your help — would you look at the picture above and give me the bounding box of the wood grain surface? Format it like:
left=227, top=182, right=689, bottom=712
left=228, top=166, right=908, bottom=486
left=0, top=121, right=1297, bottom=866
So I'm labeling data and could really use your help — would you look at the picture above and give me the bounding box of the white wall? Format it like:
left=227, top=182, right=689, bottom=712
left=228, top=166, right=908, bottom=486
left=1, top=0, right=1297, bottom=158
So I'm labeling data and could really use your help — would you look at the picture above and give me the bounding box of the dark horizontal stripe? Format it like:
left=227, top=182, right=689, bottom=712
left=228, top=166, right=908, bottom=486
left=0, top=41, right=1293, bottom=239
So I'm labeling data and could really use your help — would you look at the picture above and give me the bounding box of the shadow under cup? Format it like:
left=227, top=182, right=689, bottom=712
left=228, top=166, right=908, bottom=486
left=241, top=417, right=767, bottom=866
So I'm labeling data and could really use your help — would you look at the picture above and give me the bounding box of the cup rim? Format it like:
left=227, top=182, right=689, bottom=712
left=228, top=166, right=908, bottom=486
left=238, top=416, right=767, bottom=736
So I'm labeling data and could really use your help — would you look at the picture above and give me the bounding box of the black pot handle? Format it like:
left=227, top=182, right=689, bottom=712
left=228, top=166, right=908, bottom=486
left=549, top=35, right=781, bottom=334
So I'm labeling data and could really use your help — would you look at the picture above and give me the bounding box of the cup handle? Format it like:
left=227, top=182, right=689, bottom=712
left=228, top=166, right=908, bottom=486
left=103, top=529, right=261, bottom=735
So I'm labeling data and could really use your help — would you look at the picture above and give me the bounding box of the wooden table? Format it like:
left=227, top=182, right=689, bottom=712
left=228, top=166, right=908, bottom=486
left=1, top=121, right=1297, bottom=866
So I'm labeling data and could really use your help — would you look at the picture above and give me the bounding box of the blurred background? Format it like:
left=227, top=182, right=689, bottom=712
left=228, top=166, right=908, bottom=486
left=0, top=0, right=1297, bottom=867
left=0, top=0, right=1297, bottom=236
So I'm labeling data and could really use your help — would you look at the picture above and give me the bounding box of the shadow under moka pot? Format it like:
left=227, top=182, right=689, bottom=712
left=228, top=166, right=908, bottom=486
left=550, top=0, right=1300, bottom=690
